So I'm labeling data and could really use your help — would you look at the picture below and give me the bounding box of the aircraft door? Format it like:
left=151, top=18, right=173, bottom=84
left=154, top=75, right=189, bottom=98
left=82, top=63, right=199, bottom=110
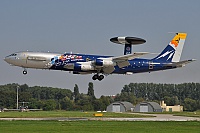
left=20, top=53, right=28, bottom=65
left=149, top=61, right=153, bottom=70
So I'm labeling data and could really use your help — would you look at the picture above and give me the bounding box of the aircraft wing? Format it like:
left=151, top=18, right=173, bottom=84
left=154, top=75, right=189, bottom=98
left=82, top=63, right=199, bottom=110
left=63, top=52, right=149, bottom=74
left=112, top=52, right=149, bottom=61
left=112, top=52, right=149, bottom=68
left=165, top=59, right=196, bottom=67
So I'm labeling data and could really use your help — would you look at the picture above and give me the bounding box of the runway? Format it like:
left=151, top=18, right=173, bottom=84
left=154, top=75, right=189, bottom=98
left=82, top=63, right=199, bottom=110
left=0, top=114, right=199, bottom=121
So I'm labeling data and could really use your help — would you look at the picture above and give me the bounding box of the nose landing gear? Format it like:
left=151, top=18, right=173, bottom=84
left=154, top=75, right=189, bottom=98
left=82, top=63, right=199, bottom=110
left=92, top=74, right=104, bottom=81
left=23, top=69, right=27, bottom=75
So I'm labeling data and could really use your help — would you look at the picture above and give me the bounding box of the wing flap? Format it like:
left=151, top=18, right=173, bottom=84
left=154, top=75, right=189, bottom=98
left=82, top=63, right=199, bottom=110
left=112, top=52, right=149, bottom=68
left=117, top=61, right=129, bottom=68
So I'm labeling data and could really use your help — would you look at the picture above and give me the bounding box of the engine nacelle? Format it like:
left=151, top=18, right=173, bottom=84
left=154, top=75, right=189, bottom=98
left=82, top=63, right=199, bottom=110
left=95, top=59, right=103, bottom=66
left=95, top=59, right=114, bottom=67
left=73, top=63, right=94, bottom=71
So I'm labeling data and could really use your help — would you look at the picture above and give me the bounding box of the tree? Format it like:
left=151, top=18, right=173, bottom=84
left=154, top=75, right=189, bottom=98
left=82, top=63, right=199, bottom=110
left=74, top=84, right=80, bottom=103
left=184, top=98, right=197, bottom=111
left=78, top=94, right=94, bottom=111
left=99, top=96, right=113, bottom=110
left=19, top=84, right=29, bottom=92
left=42, top=99, right=57, bottom=111
left=93, top=99, right=103, bottom=111
left=121, top=85, right=130, bottom=93
left=60, top=96, right=74, bottom=110
left=29, top=98, right=41, bottom=109
left=87, top=82, right=95, bottom=99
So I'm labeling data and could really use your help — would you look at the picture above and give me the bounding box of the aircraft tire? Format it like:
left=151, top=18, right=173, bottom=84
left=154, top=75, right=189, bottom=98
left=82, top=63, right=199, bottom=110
left=23, top=70, right=27, bottom=75
left=92, top=74, right=98, bottom=80
left=98, top=75, right=104, bottom=81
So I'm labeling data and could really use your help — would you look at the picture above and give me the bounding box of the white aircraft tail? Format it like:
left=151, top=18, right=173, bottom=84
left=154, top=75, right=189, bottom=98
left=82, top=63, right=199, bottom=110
left=153, top=33, right=187, bottom=62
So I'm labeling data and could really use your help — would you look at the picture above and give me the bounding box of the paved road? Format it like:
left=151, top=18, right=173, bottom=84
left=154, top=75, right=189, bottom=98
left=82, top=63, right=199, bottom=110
left=0, top=114, right=199, bottom=121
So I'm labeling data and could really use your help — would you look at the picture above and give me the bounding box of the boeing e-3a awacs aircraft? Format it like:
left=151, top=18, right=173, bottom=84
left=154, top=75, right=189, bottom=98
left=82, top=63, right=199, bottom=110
left=4, top=33, right=196, bottom=81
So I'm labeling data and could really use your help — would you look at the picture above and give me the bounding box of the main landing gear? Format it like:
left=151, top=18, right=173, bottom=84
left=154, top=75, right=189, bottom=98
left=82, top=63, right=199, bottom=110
left=92, top=74, right=104, bottom=81
left=23, top=69, right=27, bottom=75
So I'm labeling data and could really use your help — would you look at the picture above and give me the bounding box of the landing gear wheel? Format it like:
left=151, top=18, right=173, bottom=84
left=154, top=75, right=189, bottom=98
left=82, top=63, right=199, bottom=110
left=92, top=74, right=104, bottom=81
left=23, top=70, right=27, bottom=75
left=92, top=74, right=98, bottom=80
left=98, top=75, right=104, bottom=81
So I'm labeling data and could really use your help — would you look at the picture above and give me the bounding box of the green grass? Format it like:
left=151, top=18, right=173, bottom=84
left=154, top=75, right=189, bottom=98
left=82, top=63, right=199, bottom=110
left=142, top=110, right=200, bottom=117
left=0, top=111, right=153, bottom=118
left=0, top=120, right=199, bottom=133
left=173, top=111, right=200, bottom=117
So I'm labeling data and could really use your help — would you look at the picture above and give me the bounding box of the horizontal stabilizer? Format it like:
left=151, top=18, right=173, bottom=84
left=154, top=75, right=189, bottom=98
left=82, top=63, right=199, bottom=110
left=165, top=59, right=196, bottom=67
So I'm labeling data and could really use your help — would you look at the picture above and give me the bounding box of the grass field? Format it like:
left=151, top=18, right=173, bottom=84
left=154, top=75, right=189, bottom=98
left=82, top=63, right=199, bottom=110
left=0, top=111, right=200, bottom=133
left=174, top=111, right=200, bottom=117
left=0, top=111, right=153, bottom=118
left=0, top=120, right=199, bottom=133
left=144, top=110, right=200, bottom=117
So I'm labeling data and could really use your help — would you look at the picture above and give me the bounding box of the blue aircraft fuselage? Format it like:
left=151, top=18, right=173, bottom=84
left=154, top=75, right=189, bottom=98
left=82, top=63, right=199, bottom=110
left=49, top=53, right=174, bottom=74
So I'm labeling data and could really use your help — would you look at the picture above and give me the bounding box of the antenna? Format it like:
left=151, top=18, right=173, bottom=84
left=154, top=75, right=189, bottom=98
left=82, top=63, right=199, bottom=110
left=168, top=32, right=178, bottom=34
left=16, top=86, right=19, bottom=109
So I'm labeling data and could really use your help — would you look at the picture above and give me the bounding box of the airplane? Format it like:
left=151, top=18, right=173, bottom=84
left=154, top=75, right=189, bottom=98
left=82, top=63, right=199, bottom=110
left=4, top=33, right=196, bottom=81
left=2, top=102, right=42, bottom=112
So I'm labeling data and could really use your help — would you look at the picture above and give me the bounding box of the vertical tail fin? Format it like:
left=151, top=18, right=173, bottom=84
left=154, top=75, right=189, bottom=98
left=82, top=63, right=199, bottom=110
left=153, top=33, right=187, bottom=62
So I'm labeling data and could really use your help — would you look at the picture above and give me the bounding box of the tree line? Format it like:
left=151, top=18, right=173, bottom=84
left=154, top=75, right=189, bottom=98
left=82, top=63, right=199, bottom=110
left=0, top=83, right=112, bottom=111
left=0, top=82, right=199, bottom=111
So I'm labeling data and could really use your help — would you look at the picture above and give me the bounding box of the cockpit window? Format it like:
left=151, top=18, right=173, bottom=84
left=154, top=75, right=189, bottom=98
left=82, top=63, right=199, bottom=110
left=9, top=53, right=17, bottom=56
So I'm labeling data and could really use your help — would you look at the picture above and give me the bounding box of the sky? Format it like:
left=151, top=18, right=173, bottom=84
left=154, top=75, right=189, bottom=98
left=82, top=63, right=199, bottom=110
left=0, top=0, right=200, bottom=97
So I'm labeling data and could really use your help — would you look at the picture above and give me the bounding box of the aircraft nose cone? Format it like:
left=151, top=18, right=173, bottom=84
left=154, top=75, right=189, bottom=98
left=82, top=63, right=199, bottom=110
left=4, top=56, right=11, bottom=64
left=4, top=57, right=8, bottom=62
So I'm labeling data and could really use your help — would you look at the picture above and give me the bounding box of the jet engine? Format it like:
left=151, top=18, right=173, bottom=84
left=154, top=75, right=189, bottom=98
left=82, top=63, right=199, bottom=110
left=95, top=59, right=115, bottom=67
left=65, top=62, right=94, bottom=71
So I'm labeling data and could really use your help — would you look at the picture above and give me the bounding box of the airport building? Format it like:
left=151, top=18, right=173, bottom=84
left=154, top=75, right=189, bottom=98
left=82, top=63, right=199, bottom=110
left=106, top=101, right=134, bottom=112
left=160, top=101, right=183, bottom=112
left=134, top=102, right=162, bottom=112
